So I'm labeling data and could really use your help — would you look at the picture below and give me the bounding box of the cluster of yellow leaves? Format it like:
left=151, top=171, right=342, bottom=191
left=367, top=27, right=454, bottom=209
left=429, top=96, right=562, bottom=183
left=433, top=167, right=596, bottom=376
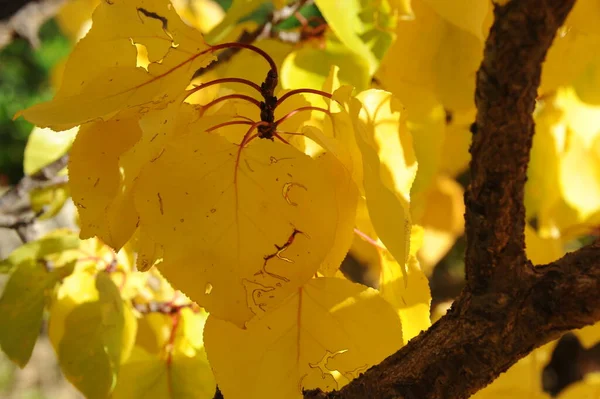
left=12, top=0, right=600, bottom=397
left=0, top=231, right=215, bottom=399
left=12, top=0, right=435, bottom=397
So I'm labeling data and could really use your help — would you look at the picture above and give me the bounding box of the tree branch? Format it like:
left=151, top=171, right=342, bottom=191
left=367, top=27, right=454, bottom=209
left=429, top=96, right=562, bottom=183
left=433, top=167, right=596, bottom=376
left=465, top=0, right=575, bottom=294
left=0, top=154, right=69, bottom=243
left=304, top=1, right=592, bottom=398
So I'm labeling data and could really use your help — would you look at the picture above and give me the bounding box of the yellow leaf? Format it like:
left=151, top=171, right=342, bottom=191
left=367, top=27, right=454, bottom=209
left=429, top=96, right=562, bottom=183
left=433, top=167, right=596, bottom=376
left=114, top=308, right=215, bottom=399
left=439, top=109, right=473, bottom=177
left=316, top=152, right=359, bottom=276
left=541, top=27, right=600, bottom=96
left=69, top=118, right=142, bottom=249
left=48, top=271, right=137, bottom=399
left=472, top=343, right=554, bottom=399
left=422, top=0, right=490, bottom=41
left=417, top=175, right=465, bottom=270
left=559, top=376, right=600, bottom=399
left=0, top=260, right=74, bottom=368
left=204, top=277, right=403, bottom=398
left=379, top=249, right=431, bottom=343
left=171, top=0, right=225, bottom=33
left=377, top=0, right=484, bottom=111
left=390, top=0, right=415, bottom=20
left=56, top=0, right=100, bottom=41
left=134, top=132, right=340, bottom=326
left=205, top=0, right=266, bottom=44
left=23, top=127, right=76, bottom=175
left=350, top=89, right=414, bottom=274
left=281, top=34, right=371, bottom=93
left=573, top=320, right=600, bottom=348
left=17, top=0, right=215, bottom=130
left=525, top=225, right=564, bottom=265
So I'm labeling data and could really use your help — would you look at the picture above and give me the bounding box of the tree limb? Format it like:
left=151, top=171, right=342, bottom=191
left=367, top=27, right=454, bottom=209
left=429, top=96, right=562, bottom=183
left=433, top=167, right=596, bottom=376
left=304, top=0, right=593, bottom=398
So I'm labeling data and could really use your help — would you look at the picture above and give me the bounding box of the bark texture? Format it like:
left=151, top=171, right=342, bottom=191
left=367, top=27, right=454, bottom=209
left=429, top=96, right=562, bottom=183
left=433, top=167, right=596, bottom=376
left=304, top=0, right=600, bottom=398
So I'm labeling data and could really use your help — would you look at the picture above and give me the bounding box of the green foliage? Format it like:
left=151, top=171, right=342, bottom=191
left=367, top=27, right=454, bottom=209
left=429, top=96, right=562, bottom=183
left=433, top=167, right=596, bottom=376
left=0, top=20, right=71, bottom=183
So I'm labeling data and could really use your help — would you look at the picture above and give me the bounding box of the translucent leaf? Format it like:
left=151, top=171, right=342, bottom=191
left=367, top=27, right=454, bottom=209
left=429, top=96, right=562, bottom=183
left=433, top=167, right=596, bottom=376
left=376, top=0, right=483, bottom=111
left=23, top=126, right=76, bottom=175
left=48, top=271, right=137, bottom=399
left=0, top=232, right=80, bottom=273
left=573, top=321, right=600, bottom=348
left=30, top=185, right=71, bottom=220
left=389, top=0, right=414, bottom=20
left=171, top=0, right=225, bottom=34
left=0, top=260, right=74, bottom=368
left=417, top=175, right=465, bottom=270
left=525, top=225, right=564, bottom=266
left=113, top=308, right=215, bottom=399
left=560, top=376, right=600, bottom=399
left=204, top=277, right=403, bottom=398
left=379, top=248, right=431, bottom=343
left=472, top=343, right=554, bottom=399
left=314, top=0, right=396, bottom=74
left=439, top=109, right=474, bottom=177
left=541, top=27, right=600, bottom=96
left=350, top=90, right=414, bottom=274
left=281, top=35, right=371, bottom=93
left=56, top=0, right=100, bottom=41
left=316, top=152, right=359, bottom=276
left=17, top=0, right=216, bottom=130
left=422, top=0, right=490, bottom=41
left=134, top=132, right=340, bottom=326
left=69, top=118, right=142, bottom=249
left=205, top=0, right=266, bottom=44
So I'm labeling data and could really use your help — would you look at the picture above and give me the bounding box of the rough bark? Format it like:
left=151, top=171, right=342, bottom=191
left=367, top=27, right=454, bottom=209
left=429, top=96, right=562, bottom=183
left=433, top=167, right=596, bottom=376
left=304, top=0, right=600, bottom=398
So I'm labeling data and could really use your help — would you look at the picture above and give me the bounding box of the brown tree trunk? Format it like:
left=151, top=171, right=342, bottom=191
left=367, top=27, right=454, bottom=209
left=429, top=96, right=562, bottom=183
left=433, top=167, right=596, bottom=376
left=305, top=0, right=600, bottom=398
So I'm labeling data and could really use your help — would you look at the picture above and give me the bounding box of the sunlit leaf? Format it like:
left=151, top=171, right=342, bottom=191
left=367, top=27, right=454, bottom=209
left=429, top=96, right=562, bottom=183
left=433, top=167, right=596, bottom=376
left=48, top=271, right=137, bottom=399
left=113, top=308, right=215, bottom=399
left=379, top=232, right=431, bottom=343
left=314, top=0, right=396, bottom=75
left=204, top=277, right=403, bottom=398
left=0, top=260, right=75, bottom=368
left=69, top=118, right=142, bottom=249
left=281, top=34, right=371, bottom=93
left=134, top=131, right=340, bottom=326
left=0, top=232, right=80, bottom=274
left=17, top=0, right=216, bottom=130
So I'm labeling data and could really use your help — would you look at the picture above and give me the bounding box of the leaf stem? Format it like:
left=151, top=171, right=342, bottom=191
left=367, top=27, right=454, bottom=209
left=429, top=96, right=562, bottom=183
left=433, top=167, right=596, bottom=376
left=208, top=42, right=278, bottom=77
left=205, top=120, right=255, bottom=133
left=274, top=106, right=332, bottom=126
left=276, top=88, right=333, bottom=107
left=185, top=77, right=262, bottom=100
left=201, top=94, right=261, bottom=114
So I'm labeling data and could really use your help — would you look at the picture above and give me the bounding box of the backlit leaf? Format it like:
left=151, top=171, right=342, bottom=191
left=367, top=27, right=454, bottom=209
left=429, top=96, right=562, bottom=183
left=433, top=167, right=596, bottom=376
left=113, top=308, right=215, bottom=399
left=134, top=131, right=340, bottom=326
left=17, top=0, right=216, bottom=130
left=314, top=0, right=396, bottom=75
left=204, top=277, right=403, bottom=398
left=49, top=271, right=137, bottom=399
left=69, top=118, right=142, bottom=249
left=350, top=89, right=414, bottom=275
left=0, top=260, right=75, bottom=368
left=0, top=232, right=80, bottom=274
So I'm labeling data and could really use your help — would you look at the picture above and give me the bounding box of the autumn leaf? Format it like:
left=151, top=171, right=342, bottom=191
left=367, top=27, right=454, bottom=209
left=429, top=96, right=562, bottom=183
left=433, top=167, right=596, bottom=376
left=16, top=0, right=216, bottom=130
left=134, top=130, right=344, bottom=326
left=204, top=277, right=403, bottom=398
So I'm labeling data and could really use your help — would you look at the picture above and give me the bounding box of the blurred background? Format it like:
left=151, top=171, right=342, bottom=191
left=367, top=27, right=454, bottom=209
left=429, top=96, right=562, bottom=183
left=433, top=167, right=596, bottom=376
left=1, top=0, right=599, bottom=398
